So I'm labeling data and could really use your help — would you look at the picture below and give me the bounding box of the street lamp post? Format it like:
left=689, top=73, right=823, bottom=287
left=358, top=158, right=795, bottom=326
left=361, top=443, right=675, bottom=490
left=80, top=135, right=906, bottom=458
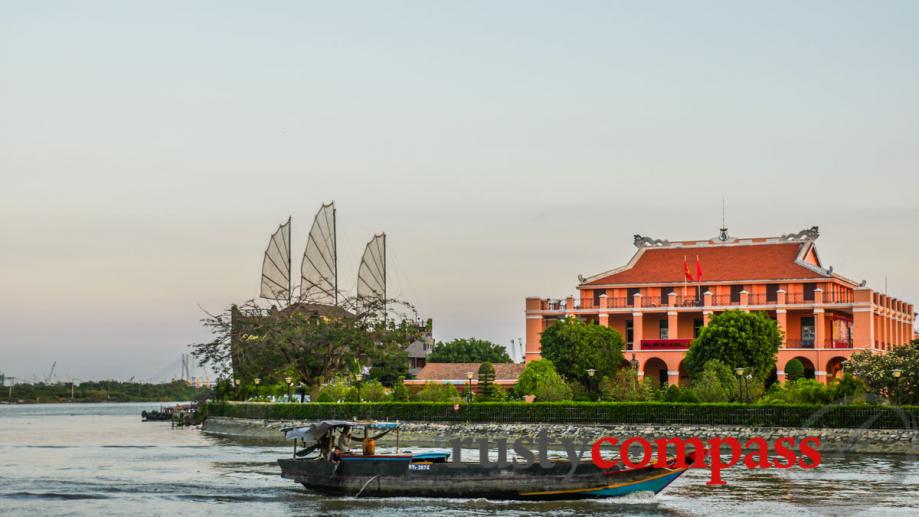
left=356, top=372, right=364, bottom=402
left=254, top=378, right=261, bottom=400
left=735, top=367, right=746, bottom=403
left=285, top=377, right=293, bottom=402
left=745, top=373, right=753, bottom=404
left=466, top=372, right=474, bottom=402
left=892, top=369, right=903, bottom=405
left=586, top=368, right=597, bottom=400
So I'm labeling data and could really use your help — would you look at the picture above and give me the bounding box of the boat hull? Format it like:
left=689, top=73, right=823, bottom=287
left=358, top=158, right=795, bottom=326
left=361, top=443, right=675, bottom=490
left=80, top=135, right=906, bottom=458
left=278, top=457, right=688, bottom=500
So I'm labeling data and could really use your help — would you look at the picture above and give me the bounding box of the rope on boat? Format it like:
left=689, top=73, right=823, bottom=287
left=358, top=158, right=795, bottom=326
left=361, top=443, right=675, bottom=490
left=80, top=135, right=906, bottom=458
left=355, top=475, right=381, bottom=498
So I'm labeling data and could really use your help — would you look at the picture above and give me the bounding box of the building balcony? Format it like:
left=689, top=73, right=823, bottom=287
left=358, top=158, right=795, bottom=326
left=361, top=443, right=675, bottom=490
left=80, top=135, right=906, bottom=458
left=785, top=338, right=815, bottom=348
left=640, top=339, right=692, bottom=350
left=784, top=339, right=854, bottom=349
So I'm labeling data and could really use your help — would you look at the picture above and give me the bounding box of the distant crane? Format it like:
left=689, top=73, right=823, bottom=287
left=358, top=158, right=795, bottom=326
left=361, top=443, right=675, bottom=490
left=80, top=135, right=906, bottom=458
left=44, top=362, right=57, bottom=384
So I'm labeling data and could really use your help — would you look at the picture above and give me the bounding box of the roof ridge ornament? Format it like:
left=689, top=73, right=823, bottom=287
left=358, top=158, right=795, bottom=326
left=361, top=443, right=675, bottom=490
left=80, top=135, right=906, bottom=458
left=633, top=234, right=670, bottom=248
left=780, top=226, right=820, bottom=241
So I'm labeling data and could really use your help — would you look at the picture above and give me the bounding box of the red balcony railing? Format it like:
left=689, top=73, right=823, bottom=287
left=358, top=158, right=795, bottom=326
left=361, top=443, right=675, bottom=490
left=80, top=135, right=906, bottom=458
left=640, top=339, right=692, bottom=350
left=676, top=296, right=703, bottom=307
left=824, top=291, right=854, bottom=304
left=710, top=295, right=735, bottom=306
left=785, top=293, right=805, bottom=304
left=828, top=340, right=853, bottom=349
left=609, top=297, right=629, bottom=308
left=785, top=338, right=815, bottom=348
left=748, top=294, right=766, bottom=305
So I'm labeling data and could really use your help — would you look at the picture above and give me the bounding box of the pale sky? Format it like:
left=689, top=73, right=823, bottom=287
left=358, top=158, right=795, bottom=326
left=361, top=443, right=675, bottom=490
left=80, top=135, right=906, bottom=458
left=2, top=1, right=918, bottom=382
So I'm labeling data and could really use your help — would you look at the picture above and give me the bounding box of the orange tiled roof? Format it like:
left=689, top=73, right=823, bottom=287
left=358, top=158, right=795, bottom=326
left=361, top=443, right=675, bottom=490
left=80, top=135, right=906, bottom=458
left=584, top=242, right=827, bottom=285
left=413, top=362, right=525, bottom=381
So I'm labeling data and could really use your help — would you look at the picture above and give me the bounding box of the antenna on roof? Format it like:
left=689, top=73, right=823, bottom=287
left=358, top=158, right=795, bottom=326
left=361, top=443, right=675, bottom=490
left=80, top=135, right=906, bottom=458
left=718, top=198, right=729, bottom=241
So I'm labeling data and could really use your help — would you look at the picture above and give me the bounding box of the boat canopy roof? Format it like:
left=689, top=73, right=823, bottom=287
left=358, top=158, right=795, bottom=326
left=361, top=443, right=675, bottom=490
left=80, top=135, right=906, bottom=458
left=284, top=420, right=400, bottom=442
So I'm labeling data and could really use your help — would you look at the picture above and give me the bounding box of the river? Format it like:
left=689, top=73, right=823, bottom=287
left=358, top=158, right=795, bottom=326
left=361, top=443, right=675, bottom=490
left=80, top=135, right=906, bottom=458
left=1, top=403, right=917, bottom=515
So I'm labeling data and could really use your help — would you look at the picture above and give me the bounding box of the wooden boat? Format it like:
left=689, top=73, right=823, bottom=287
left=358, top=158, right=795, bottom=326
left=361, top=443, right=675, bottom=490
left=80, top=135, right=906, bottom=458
left=277, top=421, right=694, bottom=500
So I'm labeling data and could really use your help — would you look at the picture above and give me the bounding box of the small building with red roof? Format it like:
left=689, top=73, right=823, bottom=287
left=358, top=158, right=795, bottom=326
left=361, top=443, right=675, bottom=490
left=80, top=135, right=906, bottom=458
left=403, top=362, right=526, bottom=394
left=525, top=227, right=916, bottom=385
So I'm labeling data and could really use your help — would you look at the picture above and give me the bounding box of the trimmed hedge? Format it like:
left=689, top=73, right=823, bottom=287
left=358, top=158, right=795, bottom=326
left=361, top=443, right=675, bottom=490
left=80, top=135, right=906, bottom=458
left=204, top=401, right=919, bottom=430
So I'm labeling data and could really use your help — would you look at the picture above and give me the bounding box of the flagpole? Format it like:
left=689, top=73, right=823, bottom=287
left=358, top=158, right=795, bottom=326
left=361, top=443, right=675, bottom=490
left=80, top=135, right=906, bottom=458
left=696, top=254, right=701, bottom=302
left=683, top=256, right=687, bottom=298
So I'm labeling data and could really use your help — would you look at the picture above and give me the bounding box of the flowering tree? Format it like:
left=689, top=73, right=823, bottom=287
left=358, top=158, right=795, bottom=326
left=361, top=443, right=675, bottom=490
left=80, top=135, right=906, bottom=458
left=846, top=342, right=919, bottom=404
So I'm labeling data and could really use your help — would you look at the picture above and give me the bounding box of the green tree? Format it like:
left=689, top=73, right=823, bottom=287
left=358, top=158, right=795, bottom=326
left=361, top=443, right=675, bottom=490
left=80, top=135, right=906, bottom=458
left=515, top=359, right=571, bottom=401
left=785, top=359, right=805, bottom=382
left=539, top=317, right=625, bottom=389
left=191, top=297, right=423, bottom=391
left=475, top=362, right=499, bottom=401
left=390, top=376, right=410, bottom=401
left=368, top=352, right=409, bottom=387
left=414, top=382, right=459, bottom=402
left=685, top=310, right=782, bottom=383
left=427, top=338, right=512, bottom=363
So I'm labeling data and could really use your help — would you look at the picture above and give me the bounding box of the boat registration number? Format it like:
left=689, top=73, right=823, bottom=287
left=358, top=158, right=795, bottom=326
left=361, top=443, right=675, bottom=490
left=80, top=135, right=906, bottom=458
left=409, top=464, right=430, bottom=471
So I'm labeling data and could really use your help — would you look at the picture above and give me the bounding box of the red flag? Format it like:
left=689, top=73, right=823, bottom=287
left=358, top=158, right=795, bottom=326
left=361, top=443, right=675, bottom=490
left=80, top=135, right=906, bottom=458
left=695, top=255, right=703, bottom=283
left=683, top=256, right=694, bottom=282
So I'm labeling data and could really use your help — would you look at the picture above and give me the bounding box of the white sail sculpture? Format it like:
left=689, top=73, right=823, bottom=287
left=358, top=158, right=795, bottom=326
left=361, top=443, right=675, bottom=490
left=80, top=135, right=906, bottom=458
left=259, top=217, right=292, bottom=303
left=357, top=233, right=386, bottom=308
left=300, top=202, right=338, bottom=305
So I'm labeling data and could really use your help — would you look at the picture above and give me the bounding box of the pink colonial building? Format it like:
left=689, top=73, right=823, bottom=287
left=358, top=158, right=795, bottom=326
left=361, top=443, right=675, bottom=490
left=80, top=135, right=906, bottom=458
left=525, top=227, right=916, bottom=386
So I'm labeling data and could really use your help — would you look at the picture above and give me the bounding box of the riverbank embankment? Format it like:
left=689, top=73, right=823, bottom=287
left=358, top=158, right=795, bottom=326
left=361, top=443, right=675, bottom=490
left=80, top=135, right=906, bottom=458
left=202, top=416, right=919, bottom=454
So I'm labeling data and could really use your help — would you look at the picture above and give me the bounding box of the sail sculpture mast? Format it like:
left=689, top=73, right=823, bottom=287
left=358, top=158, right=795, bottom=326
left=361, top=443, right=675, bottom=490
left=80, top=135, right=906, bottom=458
left=333, top=205, right=338, bottom=306
left=259, top=217, right=292, bottom=305
left=288, top=218, right=292, bottom=306
left=357, top=232, right=386, bottom=316
left=300, top=202, right=338, bottom=306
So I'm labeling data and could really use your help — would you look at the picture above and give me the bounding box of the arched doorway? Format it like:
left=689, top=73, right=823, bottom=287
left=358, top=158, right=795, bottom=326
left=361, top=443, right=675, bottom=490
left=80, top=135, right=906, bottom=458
left=788, top=356, right=816, bottom=380
left=642, top=357, right=668, bottom=387
left=826, top=357, right=846, bottom=382
left=678, top=360, right=690, bottom=387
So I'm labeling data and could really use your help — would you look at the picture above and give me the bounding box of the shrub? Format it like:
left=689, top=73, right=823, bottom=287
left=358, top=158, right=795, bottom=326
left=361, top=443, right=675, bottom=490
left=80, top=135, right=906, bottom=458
left=345, top=387, right=361, bottom=402
left=204, top=401, right=919, bottom=429
left=693, top=364, right=728, bottom=403
left=318, top=378, right=352, bottom=402
left=414, top=382, right=459, bottom=402
left=677, top=388, right=702, bottom=403
left=533, top=379, right=573, bottom=402
left=601, top=368, right=647, bottom=401
left=785, top=359, right=805, bottom=382
left=516, top=359, right=572, bottom=401
left=663, top=384, right=682, bottom=402
left=390, top=377, right=410, bottom=402
left=358, top=380, right=387, bottom=402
